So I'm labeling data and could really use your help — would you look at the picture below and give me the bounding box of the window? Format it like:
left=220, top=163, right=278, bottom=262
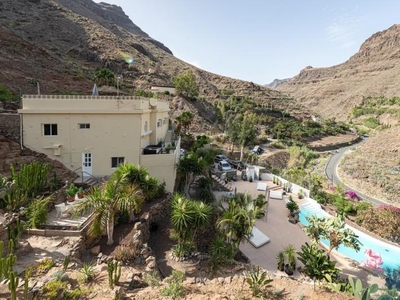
left=157, top=119, right=162, bottom=127
left=144, top=121, right=148, bottom=132
left=111, top=157, right=124, bottom=168
left=43, top=124, right=58, bottom=136
left=163, top=117, right=167, bottom=125
left=79, top=123, right=90, bottom=129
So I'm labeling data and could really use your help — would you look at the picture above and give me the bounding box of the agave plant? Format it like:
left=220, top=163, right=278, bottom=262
left=244, top=266, right=273, bottom=296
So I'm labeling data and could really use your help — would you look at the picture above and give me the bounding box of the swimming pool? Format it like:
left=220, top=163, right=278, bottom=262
left=299, top=200, right=400, bottom=272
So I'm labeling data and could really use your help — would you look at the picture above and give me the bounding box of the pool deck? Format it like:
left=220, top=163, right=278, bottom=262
left=213, top=174, right=385, bottom=287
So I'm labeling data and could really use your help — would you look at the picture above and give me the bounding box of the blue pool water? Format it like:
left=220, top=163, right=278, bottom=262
left=299, top=202, right=400, bottom=272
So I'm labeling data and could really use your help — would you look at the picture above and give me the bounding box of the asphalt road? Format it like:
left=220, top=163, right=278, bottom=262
left=324, top=137, right=386, bottom=206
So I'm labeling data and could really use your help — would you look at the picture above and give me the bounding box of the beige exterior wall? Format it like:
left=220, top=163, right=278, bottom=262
left=19, top=95, right=177, bottom=192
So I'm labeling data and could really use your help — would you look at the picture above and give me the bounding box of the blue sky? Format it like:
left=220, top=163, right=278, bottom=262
left=94, top=1, right=400, bottom=84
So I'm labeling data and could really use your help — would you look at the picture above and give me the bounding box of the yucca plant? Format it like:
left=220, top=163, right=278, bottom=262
left=245, top=266, right=273, bottom=296
left=79, top=262, right=95, bottom=283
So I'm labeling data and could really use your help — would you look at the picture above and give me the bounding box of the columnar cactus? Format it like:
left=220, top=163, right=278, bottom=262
left=8, top=271, right=19, bottom=300
left=107, top=260, right=121, bottom=288
left=0, top=241, right=17, bottom=281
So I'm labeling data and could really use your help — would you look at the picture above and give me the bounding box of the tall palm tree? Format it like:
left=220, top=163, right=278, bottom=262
left=74, top=172, right=143, bottom=245
left=216, top=192, right=267, bottom=255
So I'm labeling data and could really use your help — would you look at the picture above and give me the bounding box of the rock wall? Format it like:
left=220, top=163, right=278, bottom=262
left=308, top=136, right=362, bottom=152
left=0, top=113, right=19, bottom=142
left=107, top=194, right=171, bottom=271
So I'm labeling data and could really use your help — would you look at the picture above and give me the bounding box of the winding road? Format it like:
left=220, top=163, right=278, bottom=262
left=324, top=137, right=386, bottom=206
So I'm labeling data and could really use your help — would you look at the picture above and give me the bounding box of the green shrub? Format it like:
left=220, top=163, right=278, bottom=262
left=161, top=270, right=186, bottom=299
left=297, top=243, right=340, bottom=280
left=143, top=271, right=161, bottom=287
left=363, top=117, right=380, bottom=129
left=0, top=84, right=15, bottom=102
left=37, top=280, right=66, bottom=299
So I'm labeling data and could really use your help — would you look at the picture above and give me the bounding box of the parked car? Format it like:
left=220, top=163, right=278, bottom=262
left=214, top=154, right=229, bottom=164
left=250, top=145, right=264, bottom=155
left=218, top=160, right=232, bottom=171
left=229, top=160, right=247, bottom=171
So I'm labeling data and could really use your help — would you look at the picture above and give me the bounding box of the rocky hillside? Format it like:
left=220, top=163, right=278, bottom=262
left=277, top=24, right=400, bottom=121
left=0, top=0, right=299, bottom=125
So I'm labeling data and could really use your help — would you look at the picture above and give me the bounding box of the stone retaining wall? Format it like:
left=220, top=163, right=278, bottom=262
left=308, top=136, right=362, bottom=152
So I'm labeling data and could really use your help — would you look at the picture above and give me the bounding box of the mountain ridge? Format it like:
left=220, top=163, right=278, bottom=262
left=276, top=24, right=400, bottom=120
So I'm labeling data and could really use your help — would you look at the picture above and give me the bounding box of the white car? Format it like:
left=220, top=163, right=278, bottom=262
left=218, top=160, right=232, bottom=171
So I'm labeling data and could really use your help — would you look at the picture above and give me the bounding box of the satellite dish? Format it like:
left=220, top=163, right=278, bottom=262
left=149, top=99, right=157, bottom=107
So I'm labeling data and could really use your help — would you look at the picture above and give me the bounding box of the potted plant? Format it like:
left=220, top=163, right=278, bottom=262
left=285, top=263, right=294, bottom=276
left=276, top=251, right=285, bottom=271
left=77, top=187, right=85, bottom=199
left=284, top=244, right=297, bottom=270
left=66, top=183, right=79, bottom=202
left=249, top=175, right=253, bottom=183
left=286, top=201, right=299, bottom=216
left=298, top=189, right=304, bottom=199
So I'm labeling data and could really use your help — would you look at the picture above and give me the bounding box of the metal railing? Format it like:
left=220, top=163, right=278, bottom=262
left=72, top=167, right=101, bottom=186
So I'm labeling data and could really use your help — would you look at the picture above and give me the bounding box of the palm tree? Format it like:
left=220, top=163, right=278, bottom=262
left=74, top=171, right=144, bottom=245
left=175, top=111, right=194, bottom=135
left=216, top=192, right=267, bottom=255
left=304, top=214, right=362, bottom=257
left=170, top=193, right=212, bottom=258
left=114, top=163, right=159, bottom=201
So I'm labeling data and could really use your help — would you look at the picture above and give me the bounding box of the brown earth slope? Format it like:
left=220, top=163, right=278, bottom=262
left=0, top=0, right=299, bottom=123
left=338, top=127, right=400, bottom=204
left=277, top=24, right=400, bottom=121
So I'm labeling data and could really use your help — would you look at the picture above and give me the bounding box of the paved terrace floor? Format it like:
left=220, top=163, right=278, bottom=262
left=213, top=173, right=385, bottom=287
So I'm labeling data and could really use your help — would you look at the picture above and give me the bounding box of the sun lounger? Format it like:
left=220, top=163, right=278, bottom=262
left=269, top=190, right=283, bottom=199
left=257, top=182, right=267, bottom=191
left=248, top=226, right=270, bottom=248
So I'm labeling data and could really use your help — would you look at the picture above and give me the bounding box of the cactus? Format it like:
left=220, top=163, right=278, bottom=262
left=23, top=268, right=32, bottom=300
left=348, top=276, right=378, bottom=300
left=0, top=242, right=17, bottom=281
left=63, top=255, right=70, bottom=271
left=107, top=260, right=121, bottom=288
left=8, top=271, right=19, bottom=300
left=8, top=238, right=15, bottom=254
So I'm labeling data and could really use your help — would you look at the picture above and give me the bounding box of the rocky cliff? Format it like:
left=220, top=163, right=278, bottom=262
left=277, top=24, right=400, bottom=120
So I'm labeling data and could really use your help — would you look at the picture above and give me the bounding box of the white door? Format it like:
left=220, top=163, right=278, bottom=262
left=82, top=153, right=92, bottom=175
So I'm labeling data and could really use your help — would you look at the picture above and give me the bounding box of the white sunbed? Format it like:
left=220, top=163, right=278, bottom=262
left=247, top=226, right=270, bottom=248
left=269, top=190, right=283, bottom=199
left=257, top=182, right=267, bottom=191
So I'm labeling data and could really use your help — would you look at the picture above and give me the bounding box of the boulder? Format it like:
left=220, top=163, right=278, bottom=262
left=90, top=245, right=101, bottom=255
